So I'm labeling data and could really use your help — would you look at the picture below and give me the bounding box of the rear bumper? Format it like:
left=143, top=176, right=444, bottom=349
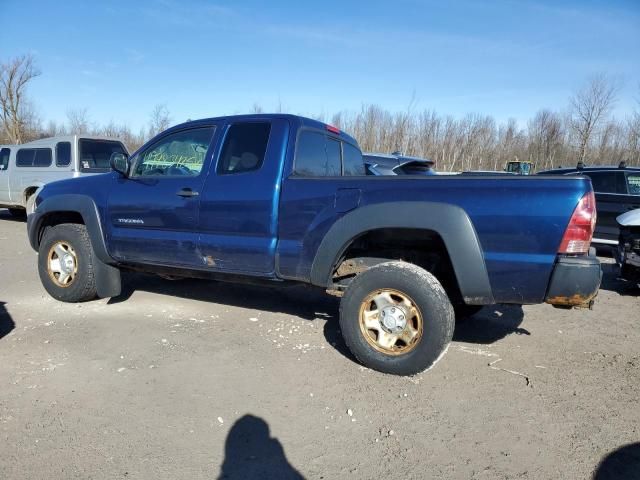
left=545, top=255, right=602, bottom=308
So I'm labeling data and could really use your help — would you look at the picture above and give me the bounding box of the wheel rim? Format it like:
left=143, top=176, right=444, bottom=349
left=358, top=289, right=424, bottom=356
left=47, top=241, right=78, bottom=287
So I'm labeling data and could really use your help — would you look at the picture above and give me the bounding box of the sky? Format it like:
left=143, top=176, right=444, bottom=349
left=1, top=0, right=639, bottom=131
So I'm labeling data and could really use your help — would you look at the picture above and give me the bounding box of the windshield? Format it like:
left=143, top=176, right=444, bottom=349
left=79, top=139, right=127, bottom=173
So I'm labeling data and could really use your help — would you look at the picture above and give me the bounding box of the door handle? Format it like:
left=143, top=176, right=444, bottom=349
left=176, top=188, right=199, bottom=197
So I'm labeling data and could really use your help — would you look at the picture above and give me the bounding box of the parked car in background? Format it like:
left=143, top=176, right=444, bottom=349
left=538, top=162, right=640, bottom=246
left=617, top=208, right=640, bottom=284
left=0, top=135, right=128, bottom=217
left=505, top=160, right=534, bottom=175
left=363, top=152, right=436, bottom=176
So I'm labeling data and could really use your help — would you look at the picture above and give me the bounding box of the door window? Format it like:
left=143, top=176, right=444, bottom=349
left=132, top=127, right=215, bottom=177
left=217, top=122, right=271, bottom=175
left=0, top=148, right=9, bottom=171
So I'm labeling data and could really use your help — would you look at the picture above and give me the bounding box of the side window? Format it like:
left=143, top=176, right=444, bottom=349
left=56, top=142, right=71, bottom=167
left=16, top=148, right=52, bottom=167
left=132, top=127, right=215, bottom=177
left=627, top=174, right=640, bottom=195
left=16, top=149, right=35, bottom=167
left=0, top=148, right=10, bottom=171
left=217, top=122, right=271, bottom=175
left=294, top=131, right=341, bottom=176
left=34, top=149, right=52, bottom=167
left=584, top=172, right=619, bottom=194
left=342, top=142, right=365, bottom=176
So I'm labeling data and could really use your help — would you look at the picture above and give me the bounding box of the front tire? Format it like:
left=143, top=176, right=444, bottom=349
left=38, top=223, right=98, bottom=302
left=339, top=261, right=454, bottom=375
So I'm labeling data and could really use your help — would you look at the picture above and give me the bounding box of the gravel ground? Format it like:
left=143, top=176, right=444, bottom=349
left=0, top=209, right=639, bottom=480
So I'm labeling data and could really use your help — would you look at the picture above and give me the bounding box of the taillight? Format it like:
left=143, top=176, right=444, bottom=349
left=558, top=191, right=596, bottom=254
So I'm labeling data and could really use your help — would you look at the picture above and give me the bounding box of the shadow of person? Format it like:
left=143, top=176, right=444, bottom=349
left=218, top=415, right=304, bottom=480
left=0, top=301, right=15, bottom=340
left=593, top=442, right=640, bottom=480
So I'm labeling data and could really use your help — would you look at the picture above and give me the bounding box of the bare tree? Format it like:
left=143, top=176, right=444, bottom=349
left=148, top=103, right=171, bottom=138
left=66, top=107, right=91, bottom=134
left=0, top=54, right=41, bottom=144
left=569, top=74, right=619, bottom=163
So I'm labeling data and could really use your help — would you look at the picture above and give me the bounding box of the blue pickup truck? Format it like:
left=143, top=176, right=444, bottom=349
left=27, top=114, right=601, bottom=375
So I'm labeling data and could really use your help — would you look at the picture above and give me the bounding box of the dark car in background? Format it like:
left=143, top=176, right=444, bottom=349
left=363, top=152, right=436, bottom=176
left=538, top=163, right=640, bottom=246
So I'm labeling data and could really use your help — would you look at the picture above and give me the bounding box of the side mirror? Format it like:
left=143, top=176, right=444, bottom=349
left=110, top=152, right=130, bottom=177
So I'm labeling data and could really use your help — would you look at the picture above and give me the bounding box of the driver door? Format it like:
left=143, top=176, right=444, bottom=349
left=106, top=124, right=218, bottom=266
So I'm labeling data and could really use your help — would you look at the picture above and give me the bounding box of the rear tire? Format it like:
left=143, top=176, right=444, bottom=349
left=38, top=223, right=98, bottom=302
left=339, top=261, right=454, bottom=375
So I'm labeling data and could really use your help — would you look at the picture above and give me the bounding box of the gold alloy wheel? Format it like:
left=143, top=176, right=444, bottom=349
left=47, top=241, right=78, bottom=287
left=358, top=288, right=424, bottom=355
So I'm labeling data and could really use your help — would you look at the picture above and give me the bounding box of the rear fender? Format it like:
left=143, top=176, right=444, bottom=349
left=309, top=202, right=494, bottom=304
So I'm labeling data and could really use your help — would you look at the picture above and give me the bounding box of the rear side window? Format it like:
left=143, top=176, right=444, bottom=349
left=0, top=148, right=9, bottom=170
left=56, top=142, right=71, bottom=167
left=217, top=122, right=271, bottom=174
left=16, top=148, right=52, bottom=167
left=627, top=174, right=640, bottom=195
left=79, top=140, right=127, bottom=173
left=342, top=142, right=365, bottom=176
left=294, top=131, right=341, bottom=176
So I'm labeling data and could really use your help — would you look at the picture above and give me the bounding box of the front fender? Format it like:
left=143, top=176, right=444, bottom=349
left=27, top=194, right=112, bottom=265
left=309, top=202, right=494, bottom=304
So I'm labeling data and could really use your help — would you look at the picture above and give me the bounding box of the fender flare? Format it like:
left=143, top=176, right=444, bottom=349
left=309, top=202, right=494, bottom=304
left=27, top=194, right=121, bottom=298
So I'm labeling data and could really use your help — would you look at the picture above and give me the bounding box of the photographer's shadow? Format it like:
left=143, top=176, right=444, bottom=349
left=218, top=415, right=304, bottom=480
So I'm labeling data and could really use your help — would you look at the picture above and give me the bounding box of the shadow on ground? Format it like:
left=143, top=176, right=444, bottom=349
left=109, top=272, right=339, bottom=321
left=0, top=301, right=15, bottom=340
left=0, top=209, right=26, bottom=222
left=217, top=414, right=304, bottom=480
left=592, top=442, right=640, bottom=480
left=599, top=260, right=639, bottom=297
left=453, top=305, right=528, bottom=344
left=110, top=273, right=531, bottom=367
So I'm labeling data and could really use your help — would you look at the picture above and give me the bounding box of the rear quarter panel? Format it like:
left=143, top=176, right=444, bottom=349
left=279, top=175, right=589, bottom=304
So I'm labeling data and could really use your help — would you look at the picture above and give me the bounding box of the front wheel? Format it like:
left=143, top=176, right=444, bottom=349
left=339, top=261, right=454, bottom=375
left=38, top=223, right=98, bottom=302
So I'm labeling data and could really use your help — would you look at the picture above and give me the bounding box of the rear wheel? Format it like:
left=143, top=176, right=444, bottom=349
left=339, top=261, right=454, bottom=375
left=38, top=223, right=98, bottom=302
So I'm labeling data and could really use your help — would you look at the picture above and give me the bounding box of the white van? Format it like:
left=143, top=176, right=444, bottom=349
left=0, top=135, right=128, bottom=216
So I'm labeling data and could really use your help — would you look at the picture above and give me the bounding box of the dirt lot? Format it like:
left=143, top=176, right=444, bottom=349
left=0, top=209, right=639, bottom=480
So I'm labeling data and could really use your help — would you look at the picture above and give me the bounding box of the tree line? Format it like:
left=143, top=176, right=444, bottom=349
left=2, top=54, right=639, bottom=171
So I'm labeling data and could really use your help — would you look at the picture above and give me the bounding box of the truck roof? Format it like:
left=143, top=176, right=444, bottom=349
left=169, top=114, right=359, bottom=146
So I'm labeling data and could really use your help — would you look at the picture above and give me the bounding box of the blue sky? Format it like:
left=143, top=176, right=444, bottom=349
left=1, top=0, right=639, bottom=131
